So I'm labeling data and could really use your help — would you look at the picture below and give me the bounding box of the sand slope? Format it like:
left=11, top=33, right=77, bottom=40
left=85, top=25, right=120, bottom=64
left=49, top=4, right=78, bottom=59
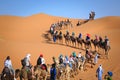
left=0, top=14, right=120, bottom=80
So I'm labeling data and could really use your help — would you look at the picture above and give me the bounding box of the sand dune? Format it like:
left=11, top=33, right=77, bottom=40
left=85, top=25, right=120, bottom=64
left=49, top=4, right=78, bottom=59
left=0, top=14, right=120, bottom=80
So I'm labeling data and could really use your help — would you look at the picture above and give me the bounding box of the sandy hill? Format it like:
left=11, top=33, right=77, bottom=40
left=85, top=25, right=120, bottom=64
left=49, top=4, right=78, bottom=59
left=0, top=14, right=120, bottom=80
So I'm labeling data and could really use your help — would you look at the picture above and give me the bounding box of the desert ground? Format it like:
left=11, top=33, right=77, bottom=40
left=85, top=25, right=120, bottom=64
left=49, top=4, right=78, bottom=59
left=0, top=13, right=120, bottom=80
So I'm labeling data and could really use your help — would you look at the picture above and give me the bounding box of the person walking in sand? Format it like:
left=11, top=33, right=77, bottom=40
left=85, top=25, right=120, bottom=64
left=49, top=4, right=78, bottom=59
left=94, top=51, right=99, bottom=65
left=96, top=65, right=103, bottom=80
left=50, top=63, right=57, bottom=80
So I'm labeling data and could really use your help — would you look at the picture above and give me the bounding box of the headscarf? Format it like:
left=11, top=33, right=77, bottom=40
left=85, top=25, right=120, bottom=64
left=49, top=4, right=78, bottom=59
left=26, top=53, right=31, bottom=58
left=99, top=65, right=103, bottom=71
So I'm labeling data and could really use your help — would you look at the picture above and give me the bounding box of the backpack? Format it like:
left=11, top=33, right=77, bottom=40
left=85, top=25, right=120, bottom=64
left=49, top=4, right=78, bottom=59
left=21, top=57, right=27, bottom=67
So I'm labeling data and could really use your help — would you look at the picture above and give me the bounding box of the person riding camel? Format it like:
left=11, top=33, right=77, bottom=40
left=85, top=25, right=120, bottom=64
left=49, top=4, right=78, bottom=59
left=85, top=49, right=92, bottom=59
left=99, top=36, right=103, bottom=42
left=86, top=33, right=90, bottom=42
left=67, top=19, right=70, bottom=23
left=95, top=35, right=99, bottom=42
left=77, top=21, right=81, bottom=26
left=4, top=56, right=15, bottom=76
left=66, top=30, right=69, bottom=36
left=52, top=56, right=57, bottom=65
left=50, top=25, right=54, bottom=35
left=63, top=56, right=70, bottom=67
left=104, top=36, right=110, bottom=47
left=72, top=51, right=76, bottom=58
left=53, top=31, right=58, bottom=42
left=78, top=33, right=82, bottom=39
left=99, top=36, right=103, bottom=46
left=25, top=53, right=32, bottom=69
left=104, top=36, right=109, bottom=42
left=37, top=54, right=48, bottom=71
left=72, top=32, right=75, bottom=38
left=94, top=51, right=99, bottom=65
left=59, top=54, right=63, bottom=64
left=59, top=31, right=62, bottom=37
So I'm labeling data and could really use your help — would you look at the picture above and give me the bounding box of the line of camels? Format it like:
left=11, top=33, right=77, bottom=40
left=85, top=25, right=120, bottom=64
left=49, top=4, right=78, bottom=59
left=51, top=11, right=95, bottom=30
left=49, top=31, right=111, bottom=57
left=0, top=31, right=111, bottom=80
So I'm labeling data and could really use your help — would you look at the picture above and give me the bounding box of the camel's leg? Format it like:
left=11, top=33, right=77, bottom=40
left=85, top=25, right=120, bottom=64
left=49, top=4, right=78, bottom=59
left=75, top=42, right=76, bottom=48
left=61, top=39, right=63, bottom=44
left=78, top=43, right=79, bottom=48
left=91, top=59, right=93, bottom=68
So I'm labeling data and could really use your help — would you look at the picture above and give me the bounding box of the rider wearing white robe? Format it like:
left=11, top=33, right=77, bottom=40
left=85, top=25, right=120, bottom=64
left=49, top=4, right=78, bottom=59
left=4, top=56, right=15, bottom=75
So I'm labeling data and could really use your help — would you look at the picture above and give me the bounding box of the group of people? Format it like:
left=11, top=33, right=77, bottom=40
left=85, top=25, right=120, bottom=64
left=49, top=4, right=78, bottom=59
left=89, top=11, right=96, bottom=20
left=50, top=19, right=72, bottom=32
left=52, top=30, right=110, bottom=48
left=2, top=50, right=113, bottom=80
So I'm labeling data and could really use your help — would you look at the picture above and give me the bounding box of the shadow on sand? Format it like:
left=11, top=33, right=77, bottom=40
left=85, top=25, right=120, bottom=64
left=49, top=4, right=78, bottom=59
left=42, top=32, right=85, bottom=51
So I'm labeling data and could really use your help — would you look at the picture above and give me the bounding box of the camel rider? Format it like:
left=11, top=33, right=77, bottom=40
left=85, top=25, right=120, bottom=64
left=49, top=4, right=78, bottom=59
left=39, top=54, right=47, bottom=71
left=59, top=31, right=62, bottom=37
left=4, top=56, right=15, bottom=75
left=53, top=31, right=58, bottom=42
left=72, top=32, right=75, bottom=38
left=86, top=33, right=90, bottom=42
left=64, top=56, right=69, bottom=66
left=78, top=52, right=82, bottom=59
left=78, top=21, right=80, bottom=24
left=50, top=24, right=54, bottom=34
left=59, top=54, right=63, bottom=64
left=78, top=33, right=82, bottom=39
left=104, top=36, right=110, bottom=46
left=66, top=30, right=69, bottom=36
left=25, top=54, right=32, bottom=69
left=69, top=55, right=74, bottom=69
left=52, top=57, right=57, bottom=65
left=95, top=35, right=98, bottom=41
left=67, top=19, right=70, bottom=23
left=72, top=51, right=76, bottom=58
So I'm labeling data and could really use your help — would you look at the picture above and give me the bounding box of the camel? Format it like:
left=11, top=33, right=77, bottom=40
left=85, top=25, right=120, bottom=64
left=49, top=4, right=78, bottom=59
left=77, top=56, right=86, bottom=71
left=70, top=36, right=76, bottom=47
left=34, top=65, right=48, bottom=80
left=76, top=37, right=83, bottom=49
left=85, top=51, right=94, bottom=68
left=98, top=40, right=111, bottom=58
left=82, top=39, right=92, bottom=49
left=1, top=67, right=15, bottom=80
left=91, top=39, right=100, bottom=51
left=63, top=34, right=71, bottom=46
left=57, top=31, right=63, bottom=44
